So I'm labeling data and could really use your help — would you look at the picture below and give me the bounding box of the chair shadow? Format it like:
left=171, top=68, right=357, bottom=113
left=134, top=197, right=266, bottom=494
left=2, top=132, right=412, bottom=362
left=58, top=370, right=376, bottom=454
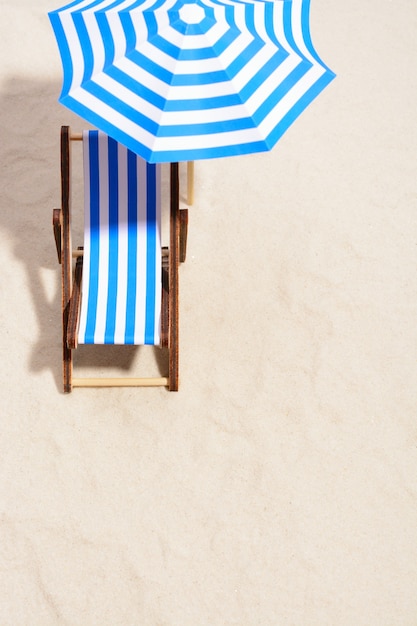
left=74, top=344, right=168, bottom=379
left=0, top=77, right=169, bottom=393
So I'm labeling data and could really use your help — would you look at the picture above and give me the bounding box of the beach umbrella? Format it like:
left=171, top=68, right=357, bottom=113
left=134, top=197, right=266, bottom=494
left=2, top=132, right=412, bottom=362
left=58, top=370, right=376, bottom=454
left=49, top=0, right=335, bottom=163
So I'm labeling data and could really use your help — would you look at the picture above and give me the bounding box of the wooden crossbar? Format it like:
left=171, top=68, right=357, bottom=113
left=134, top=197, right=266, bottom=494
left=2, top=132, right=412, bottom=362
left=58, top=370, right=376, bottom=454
left=72, top=377, right=169, bottom=387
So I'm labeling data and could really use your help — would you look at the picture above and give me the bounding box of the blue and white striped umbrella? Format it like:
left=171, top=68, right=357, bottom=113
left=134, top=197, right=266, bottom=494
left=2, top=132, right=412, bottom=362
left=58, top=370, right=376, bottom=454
left=49, top=0, right=335, bottom=163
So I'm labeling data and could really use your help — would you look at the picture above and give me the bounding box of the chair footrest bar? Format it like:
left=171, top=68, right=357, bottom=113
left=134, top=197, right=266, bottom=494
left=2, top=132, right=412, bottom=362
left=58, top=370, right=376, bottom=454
left=72, top=377, right=169, bottom=387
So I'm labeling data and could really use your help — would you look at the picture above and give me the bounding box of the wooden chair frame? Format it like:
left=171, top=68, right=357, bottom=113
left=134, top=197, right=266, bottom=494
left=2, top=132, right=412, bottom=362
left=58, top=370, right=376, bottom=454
left=53, top=126, right=188, bottom=392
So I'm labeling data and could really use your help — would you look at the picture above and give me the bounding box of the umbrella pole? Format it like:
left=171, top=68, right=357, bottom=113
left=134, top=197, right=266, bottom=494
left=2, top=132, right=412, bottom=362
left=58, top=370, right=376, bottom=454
left=187, top=161, right=194, bottom=205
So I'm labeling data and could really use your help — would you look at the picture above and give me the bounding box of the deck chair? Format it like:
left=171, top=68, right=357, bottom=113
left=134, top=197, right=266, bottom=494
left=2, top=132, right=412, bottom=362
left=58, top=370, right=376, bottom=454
left=53, top=126, right=188, bottom=392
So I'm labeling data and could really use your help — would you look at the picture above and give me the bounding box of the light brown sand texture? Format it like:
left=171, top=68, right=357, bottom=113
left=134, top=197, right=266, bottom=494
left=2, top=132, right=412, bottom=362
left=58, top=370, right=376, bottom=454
left=0, top=1, right=416, bottom=624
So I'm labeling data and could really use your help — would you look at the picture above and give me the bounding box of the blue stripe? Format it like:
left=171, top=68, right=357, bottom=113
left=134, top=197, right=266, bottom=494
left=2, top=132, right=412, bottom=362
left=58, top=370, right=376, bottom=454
left=81, top=132, right=162, bottom=344
left=75, top=69, right=282, bottom=139
left=121, top=9, right=240, bottom=81
left=301, top=0, right=317, bottom=60
left=157, top=116, right=256, bottom=137
left=145, top=11, right=238, bottom=62
left=265, top=72, right=336, bottom=149
left=82, top=77, right=271, bottom=136
left=146, top=33, right=234, bottom=62
left=282, top=0, right=300, bottom=57
left=144, top=164, right=157, bottom=344
left=164, top=93, right=243, bottom=111
left=222, top=37, right=265, bottom=79
left=73, top=13, right=95, bottom=82
left=252, top=60, right=312, bottom=126
left=169, top=9, right=215, bottom=36
left=96, top=12, right=115, bottom=68
left=300, top=0, right=336, bottom=75
left=128, top=49, right=236, bottom=86
left=106, top=65, right=244, bottom=111
left=84, top=131, right=100, bottom=343
left=48, top=15, right=73, bottom=97
left=106, top=65, right=166, bottom=110
left=58, top=95, right=270, bottom=161
left=48, top=0, right=87, bottom=12
left=238, top=47, right=291, bottom=102
left=125, top=149, right=138, bottom=344
left=81, top=63, right=322, bottom=140
left=120, top=9, right=138, bottom=55
left=84, top=81, right=160, bottom=135
left=58, top=96, right=154, bottom=161
left=104, top=135, right=119, bottom=344
left=149, top=140, right=270, bottom=162
left=58, top=91, right=333, bottom=164
left=264, top=2, right=282, bottom=49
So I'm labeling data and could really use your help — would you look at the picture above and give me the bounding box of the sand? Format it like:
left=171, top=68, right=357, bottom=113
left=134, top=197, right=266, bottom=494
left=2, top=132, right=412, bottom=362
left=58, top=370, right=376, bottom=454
left=0, top=1, right=416, bottom=624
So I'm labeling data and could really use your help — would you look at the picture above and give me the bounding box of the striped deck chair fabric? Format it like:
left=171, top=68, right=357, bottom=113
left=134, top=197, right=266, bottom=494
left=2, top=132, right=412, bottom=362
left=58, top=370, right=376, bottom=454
left=78, top=130, right=162, bottom=346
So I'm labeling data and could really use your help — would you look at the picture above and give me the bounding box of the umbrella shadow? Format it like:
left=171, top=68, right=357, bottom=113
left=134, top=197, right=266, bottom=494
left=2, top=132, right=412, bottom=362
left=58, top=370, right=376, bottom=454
left=0, top=77, right=168, bottom=392
left=0, top=78, right=63, bottom=389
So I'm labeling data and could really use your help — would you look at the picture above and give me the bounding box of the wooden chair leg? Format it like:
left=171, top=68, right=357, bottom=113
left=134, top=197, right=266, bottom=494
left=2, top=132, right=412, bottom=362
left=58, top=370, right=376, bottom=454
left=169, top=163, right=180, bottom=391
left=63, top=308, right=72, bottom=393
left=61, top=126, right=73, bottom=393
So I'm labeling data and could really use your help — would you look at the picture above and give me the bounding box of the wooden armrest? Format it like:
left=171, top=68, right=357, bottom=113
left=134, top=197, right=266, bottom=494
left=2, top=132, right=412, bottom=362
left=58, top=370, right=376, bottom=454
left=53, top=208, right=62, bottom=264
left=161, top=253, right=169, bottom=348
left=179, top=209, right=188, bottom=263
left=67, top=254, right=83, bottom=350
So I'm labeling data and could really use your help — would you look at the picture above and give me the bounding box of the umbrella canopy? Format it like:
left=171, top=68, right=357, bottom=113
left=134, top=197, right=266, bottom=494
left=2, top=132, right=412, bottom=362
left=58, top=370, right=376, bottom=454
left=49, top=0, right=335, bottom=163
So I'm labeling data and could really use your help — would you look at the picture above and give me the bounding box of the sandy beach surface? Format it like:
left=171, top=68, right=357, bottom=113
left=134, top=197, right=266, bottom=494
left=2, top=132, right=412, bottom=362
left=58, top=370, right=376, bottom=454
left=1, top=1, right=416, bottom=624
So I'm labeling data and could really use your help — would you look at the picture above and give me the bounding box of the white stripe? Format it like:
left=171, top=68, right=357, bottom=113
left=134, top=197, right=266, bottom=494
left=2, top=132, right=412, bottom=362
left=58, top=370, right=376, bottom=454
left=73, top=87, right=265, bottom=149
left=78, top=131, right=162, bottom=345
left=92, top=71, right=256, bottom=125
left=93, top=134, right=109, bottom=344
left=243, top=54, right=303, bottom=114
left=261, top=64, right=327, bottom=137
left=290, top=0, right=312, bottom=61
left=67, top=11, right=311, bottom=127
left=129, top=26, right=251, bottom=76
left=153, top=164, right=162, bottom=345
left=80, top=38, right=301, bottom=126
left=71, top=86, right=159, bottom=145
left=150, top=8, right=229, bottom=51
left=60, top=13, right=86, bottom=90
left=271, top=5, right=289, bottom=52
left=78, top=130, right=91, bottom=344
left=107, top=7, right=133, bottom=60
left=114, top=142, right=129, bottom=343
left=150, top=127, right=264, bottom=151
left=134, top=158, right=148, bottom=344
left=113, top=55, right=244, bottom=98
left=56, top=0, right=333, bottom=159
left=59, top=0, right=105, bottom=15
left=228, top=43, right=294, bottom=95
left=73, top=83, right=332, bottom=155
left=83, top=11, right=106, bottom=75
left=59, top=0, right=122, bottom=87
